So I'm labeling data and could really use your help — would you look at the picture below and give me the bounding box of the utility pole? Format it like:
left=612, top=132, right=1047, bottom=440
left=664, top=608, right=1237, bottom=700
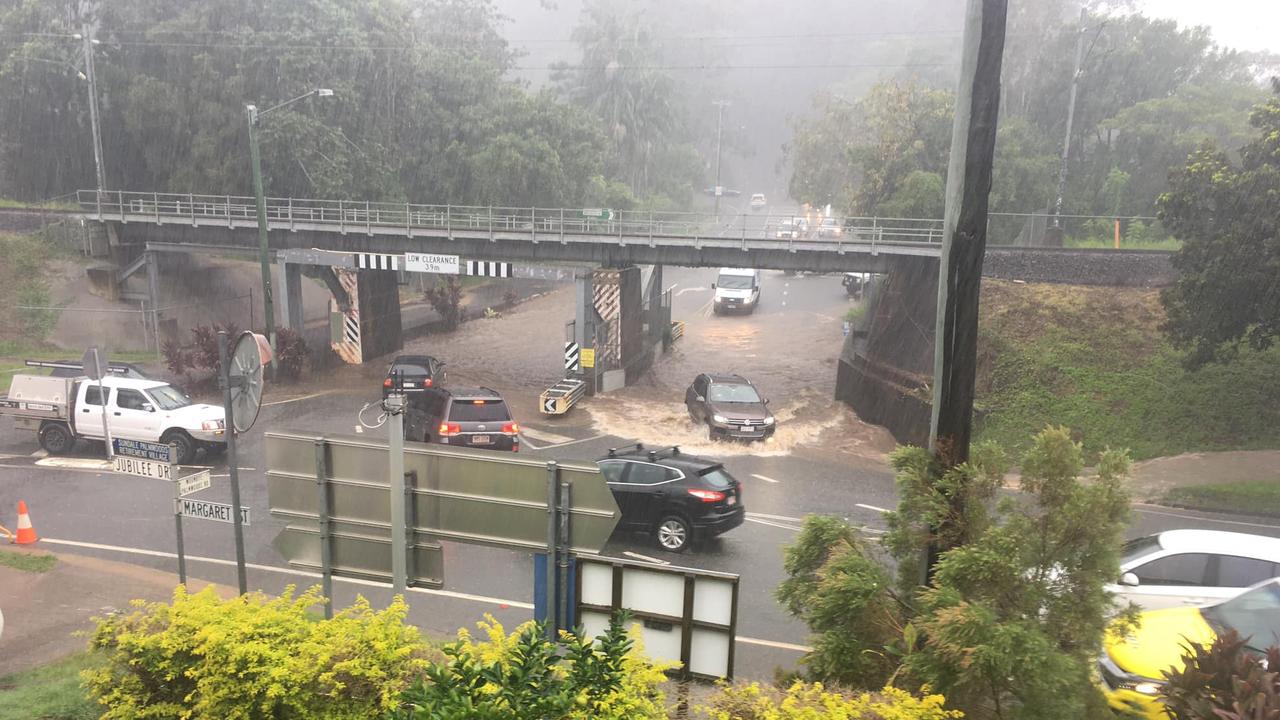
left=712, top=100, right=729, bottom=217
left=925, top=0, right=1008, bottom=579
left=246, top=105, right=277, bottom=371
left=1052, top=8, right=1087, bottom=229
left=79, top=22, right=106, bottom=197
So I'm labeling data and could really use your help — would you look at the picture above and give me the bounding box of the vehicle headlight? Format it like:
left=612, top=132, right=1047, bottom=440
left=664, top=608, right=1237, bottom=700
left=712, top=414, right=728, bottom=423
left=763, top=416, right=775, bottom=425
left=714, top=297, right=723, bottom=303
left=1131, top=682, right=1162, bottom=696
left=201, top=420, right=224, bottom=431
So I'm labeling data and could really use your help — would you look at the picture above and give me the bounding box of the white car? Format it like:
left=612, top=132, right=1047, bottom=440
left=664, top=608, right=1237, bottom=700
left=749, top=193, right=767, bottom=210
left=1111, top=529, right=1280, bottom=610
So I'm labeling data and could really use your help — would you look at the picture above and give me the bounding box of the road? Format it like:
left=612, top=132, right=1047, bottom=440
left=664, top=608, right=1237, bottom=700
left=2, top=267, right=1276, bottom=679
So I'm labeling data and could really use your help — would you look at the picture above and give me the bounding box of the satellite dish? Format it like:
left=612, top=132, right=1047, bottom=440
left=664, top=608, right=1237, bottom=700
left=228, top=331, right=267, bottom=434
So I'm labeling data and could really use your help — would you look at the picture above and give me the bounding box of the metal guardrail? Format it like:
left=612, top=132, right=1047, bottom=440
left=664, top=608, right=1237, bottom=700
left=74, top=190, right=946, bottom=252
left=539, top=378, right=587, bottom=415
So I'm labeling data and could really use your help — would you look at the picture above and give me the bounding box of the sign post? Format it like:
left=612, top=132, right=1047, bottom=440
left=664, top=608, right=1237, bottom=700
left=385, top=373, right=408, bottom=598
left=218, top=331, right=248, bottom=594
left=170, top=442, right=186, bottom=584
left=83, top=346, right=111, bottom=459
left=112, top=438, right=187, bottom=583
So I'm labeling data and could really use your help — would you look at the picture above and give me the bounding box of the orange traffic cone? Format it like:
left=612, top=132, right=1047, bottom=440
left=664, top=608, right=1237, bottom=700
left=14, top=501, right=37, bottom=545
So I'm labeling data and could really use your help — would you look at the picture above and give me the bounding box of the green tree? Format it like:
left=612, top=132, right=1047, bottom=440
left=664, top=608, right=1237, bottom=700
left=1159, top=82, right=1280, bottom=367
left=778, top=428, right=1135, bottom=719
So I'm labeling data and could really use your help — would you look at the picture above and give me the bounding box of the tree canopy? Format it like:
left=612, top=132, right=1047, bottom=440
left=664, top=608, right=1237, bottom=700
left=1158, top=81, right=1280, bottom=367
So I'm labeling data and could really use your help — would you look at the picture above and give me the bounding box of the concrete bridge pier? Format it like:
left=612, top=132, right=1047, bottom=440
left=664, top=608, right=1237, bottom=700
left=278, top=260, right=304, bottom=333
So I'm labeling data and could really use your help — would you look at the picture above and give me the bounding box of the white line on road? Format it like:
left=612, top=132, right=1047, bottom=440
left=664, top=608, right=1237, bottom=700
left=39, top=537, right=808, bottom=653
left=263, top=390, right=341, bottom=407
left=1133, top=504, right=1280, bottom=530
left=747, top=511, right=806, bottom=523
left=523, top=434, right=606, bottom=451
left=39, top=538, right=536, bottom=610
left=750, top=473, right=780, bottom=484
left=675, top=287, right=709, bottom=296
left=520, top=427, right=575, bottom=445
left=29, top=450, right=47, bottom=458
left=745, top=516, right=803, bottom=531
left=622, top=551, right=670, bottom=565
left=855, top=503, right=891, bottom=514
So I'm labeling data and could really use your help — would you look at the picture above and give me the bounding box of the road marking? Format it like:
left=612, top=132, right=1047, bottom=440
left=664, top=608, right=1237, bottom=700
left=38, top=538, right=536, bottom=610
left=1133, top=504, right=1280, bottom=530
left=675, top=287, right=708, bottom=296
left=750, top=473, right=780, bottom=484
left=522, top=434, right=605, bottom=451
left=520, top=427, right=575, bottom=445
left=36, top=457, right=112, bottom=470
left=745, top=516, right=803, bottom=531
left=37, top=537, right=808, bottom=652
left=737, top=636, right=811, bottom=652
left=263, top=390, right=341, bottom=407
left=855, top=503, right=891, bottom=514
left=622, top=551, right=670, bottom=565
left=354, top=425, right=364, bottom=433
left=747, top=511, right=805, bottom=523
left=29, top=450, right=47, bottom=458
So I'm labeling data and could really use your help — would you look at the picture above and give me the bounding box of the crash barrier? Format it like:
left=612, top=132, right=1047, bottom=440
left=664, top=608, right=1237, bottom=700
left=539, top=378, right=587, bottom=415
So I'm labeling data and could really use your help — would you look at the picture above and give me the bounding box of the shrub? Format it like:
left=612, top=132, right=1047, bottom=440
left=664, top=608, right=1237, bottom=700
left=423, top=277, right=462, bottom=330
left=83, top=585, right=431, bottom=719
left=389, top=614, right=670, bottom=720
left=703, top=681, right=963, bottom=720
left=161, top=338, right=188, bottom=378
left=274, top=327, right=310, bottom=381
left=1160, top=630, right=1280, bottom=719
left=188, top=322, right=241, bottom=372
left=502, top=290, right=519, bottom=308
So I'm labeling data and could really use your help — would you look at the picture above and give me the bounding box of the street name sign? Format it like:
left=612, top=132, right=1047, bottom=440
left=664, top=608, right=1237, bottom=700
left=178, top=470, right=212, bottom=497
left=178, top=499, right=250, bottom=526
left=113, top=455, right=174, bottom=481
left=580, top=208, right=614, bottom=221
left=404, top=252, right=460, bottom=274
left=113, top=438, right=176, bottom=464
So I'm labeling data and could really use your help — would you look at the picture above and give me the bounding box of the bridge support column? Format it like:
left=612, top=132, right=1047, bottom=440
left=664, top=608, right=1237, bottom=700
left=355, top=270, right=403, bottom=362
left=574, top=271, right=597, bottom=395
left=278, top=260, right=303, bottom=331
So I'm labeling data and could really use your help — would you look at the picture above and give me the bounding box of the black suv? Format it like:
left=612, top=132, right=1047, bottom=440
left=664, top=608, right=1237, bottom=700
left=405, top=386, right=519, bottom=452
left=685, top=373, right=775, bottom=441
left=597, top=444, right=745, bottom=552
left=382, top=354, right=446, bottom=399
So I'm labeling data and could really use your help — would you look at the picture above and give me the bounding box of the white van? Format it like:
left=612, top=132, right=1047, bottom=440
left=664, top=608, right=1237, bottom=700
left=712, top=267, right=761, bottom=315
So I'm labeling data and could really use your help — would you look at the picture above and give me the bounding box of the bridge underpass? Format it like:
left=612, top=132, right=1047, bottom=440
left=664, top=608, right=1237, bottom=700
left=75, top=190, right=1175, bottom=419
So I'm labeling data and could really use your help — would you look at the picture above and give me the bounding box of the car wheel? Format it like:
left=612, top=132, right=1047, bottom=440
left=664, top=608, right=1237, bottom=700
left=205, top=443, right=227, bottom=456
left=655, top=515, right=692, bottom=553
left=39, top=423, right=74, bottom=455
left=687, top=405, right=699, bottom=423
left=162, top=430, right=197, bottom=465
left=707, top=422, right=719, bottom=441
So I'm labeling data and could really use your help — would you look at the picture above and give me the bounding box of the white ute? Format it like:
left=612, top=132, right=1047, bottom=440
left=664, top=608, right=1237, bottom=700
left=0, top=374, right=226, bottom=464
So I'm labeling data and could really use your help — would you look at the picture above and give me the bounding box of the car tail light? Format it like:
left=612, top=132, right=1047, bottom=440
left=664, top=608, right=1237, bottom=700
left=422, top=378, right=433, bottom=388
left=502, top=422, right=519, bottom=434
left=383, top=378, right=393, bottom=388
left=438, top=422, right=461, bottom=436
left=688, top=488, right=725, bottom=503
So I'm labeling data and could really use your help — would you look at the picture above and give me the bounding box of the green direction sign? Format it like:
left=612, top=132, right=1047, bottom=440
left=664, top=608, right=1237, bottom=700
left=265, top=432, right=621, bottom=587
left=579, top=208, right=614, bottom=221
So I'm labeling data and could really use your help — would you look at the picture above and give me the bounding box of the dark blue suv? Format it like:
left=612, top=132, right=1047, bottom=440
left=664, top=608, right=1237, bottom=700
left=596, top=444, right=745, bottom=552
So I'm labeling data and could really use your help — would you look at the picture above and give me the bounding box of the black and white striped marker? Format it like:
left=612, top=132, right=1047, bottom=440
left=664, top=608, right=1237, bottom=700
left=353, top=253, right=400, bottom=271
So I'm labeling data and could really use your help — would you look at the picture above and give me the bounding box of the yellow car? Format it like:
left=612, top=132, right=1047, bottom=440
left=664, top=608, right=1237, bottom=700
left=1097, top=578, right=1280, bottom=718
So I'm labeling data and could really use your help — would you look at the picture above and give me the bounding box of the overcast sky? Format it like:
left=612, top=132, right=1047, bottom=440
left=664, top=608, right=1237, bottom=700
left=1143, top=0, right=1280, bottom=53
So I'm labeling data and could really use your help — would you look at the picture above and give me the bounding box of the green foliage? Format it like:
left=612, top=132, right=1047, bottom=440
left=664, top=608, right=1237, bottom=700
left=424, top=277, right=463, bottom=331
left=976, top=282, right=1280, bottom=460
left=1159, top=83, right=1280, bottom=368
left=0, top=548, right=56, bottom=573
left=780, top=429, right=1135, bottom=719
left=389, top=615, right=669, bottom=720
left=1160, top=631, right=1280, bottom=719
left=0, top=652, right=99, bottom=720
left=702, top=681, right=963, bottom=720
left=0, top=0, right=668, bottom=208
left=0, top=232, right=60, bottom=344
left=83, top=585, right=431, bottom=719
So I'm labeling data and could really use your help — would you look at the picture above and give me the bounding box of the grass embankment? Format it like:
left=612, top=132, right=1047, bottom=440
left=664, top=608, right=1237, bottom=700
left=975, top=281, right=1280, bottom=461
left=0, top=653, right=98, bottom=720
left=1163, top=481, right=1280, bottom=518
left=0, top=547, right=57, bottom=573
left=0, top=232, right=154, bottom=392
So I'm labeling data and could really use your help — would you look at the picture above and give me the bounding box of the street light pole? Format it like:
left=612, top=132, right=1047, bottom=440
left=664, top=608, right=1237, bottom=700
left=244, top=88, right=332, bottom=369
left=246, top=104, right=277, bottom=371
left=712, top=100, right=729, bottom=217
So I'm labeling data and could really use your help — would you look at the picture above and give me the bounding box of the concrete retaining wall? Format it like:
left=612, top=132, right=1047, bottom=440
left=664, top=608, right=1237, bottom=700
left=983, top=247, right=1175, bottom=287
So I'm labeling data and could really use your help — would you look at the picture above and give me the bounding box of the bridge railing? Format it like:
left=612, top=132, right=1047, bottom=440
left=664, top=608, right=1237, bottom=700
left=75, top=190, right=947, bottom=246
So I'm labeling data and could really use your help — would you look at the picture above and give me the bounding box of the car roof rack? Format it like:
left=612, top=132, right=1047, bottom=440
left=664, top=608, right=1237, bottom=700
left=24, top=360, right=129, bottom=374
left=646, top=445, right=682, bottom=462
left=607, top=442, right=644, bottom=458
